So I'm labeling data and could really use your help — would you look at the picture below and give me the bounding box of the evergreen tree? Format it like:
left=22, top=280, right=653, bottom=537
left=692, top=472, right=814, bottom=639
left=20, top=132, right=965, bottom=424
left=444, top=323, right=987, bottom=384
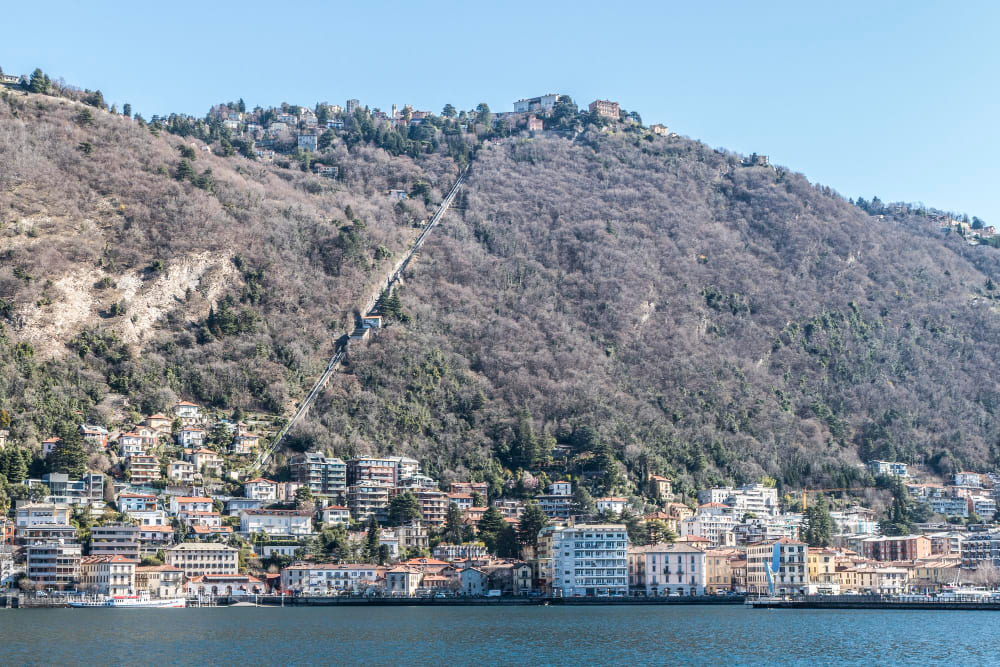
left=122, top=103, right=132, bottom=118
left=477, top=505, right=505, bottom=536
left=238, top=98, right=246, bottom=113
left=0, top=448, right=28, bottom=484
left=517, top=502, right=547, bottom=549
left=363, top=515, right=379, bottom=562
left=510, top=408, right=538, bottom=468
left=592, top=441, right=621, bottom=494
left=571, top=485, right=596, bottom=515
left=28, top=68, right=48, bottom=94
left=444, top=502, right=463, bottom=544
left=388, top=491, right=422, bottom=526
left=495, top=524, right=519, bottom=559
left=49, top=428, right=87, bottom=478
left=646, top=519, right=676, bottom=545
left=442, top=104, right=457, bottom=118
left=175, top=159, right=195, bottom=181
left=802, top=495, right=834, bottom=546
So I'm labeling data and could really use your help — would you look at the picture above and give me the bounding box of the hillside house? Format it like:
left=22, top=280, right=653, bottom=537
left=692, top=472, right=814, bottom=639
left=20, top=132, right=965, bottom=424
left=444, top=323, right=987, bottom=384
left=650, top=124, right=669, bottom=136
left=297, top=134, right=318, bottom=152
left=117, top=493, right=158, bottom=513
left=176, top=427, right=205, bottom=448
left=173, top=401, right=202, bottom=425
left=320, top=505, right=350, bottom=526
left=240, top=509, right=313, bottom=537
left=171, top=496, right=213, bottom=515
left=128, top=455, right=161, bottom=484
left=80, top=424, right=109, bottom=448
left=244, top=478, right=278, bottom=501
left=513, top=94, right=560, bottom=113
left=118, top=434, right=145, bottom=459
left=167, top=460, right=197, bottom=483
left=134, top=426, right=158, bottom=449
left=588, top=99, right=620, bottom=119
left=145, top=414, right=173, bottom=433
left=232, top=433, right=261, bottom=455
left=190, top=448, right=223, bottom=476
left=649, top=474, right=673, bottom=499
left=41, top=437, right=61, bottom=457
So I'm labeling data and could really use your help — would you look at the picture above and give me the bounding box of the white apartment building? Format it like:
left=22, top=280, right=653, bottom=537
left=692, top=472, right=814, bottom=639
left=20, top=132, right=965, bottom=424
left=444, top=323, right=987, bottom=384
left=243, top=478, right=278, bottom=501
left=15, top=503, right=72, bottom=527
left=867, top=460, right=908, bottom=478
left=239, top=509, right=313, bottom=537
left=628, top=543, right=706, bottom=596
left=746, top=538, right=809, bottom=596
left=697, top=484, right=779, bottom=517
left=281, top=563, right=380, bottom=594
left=680, top=512, right=737, bottom=548
left=549, top=524, right=628, bottom=597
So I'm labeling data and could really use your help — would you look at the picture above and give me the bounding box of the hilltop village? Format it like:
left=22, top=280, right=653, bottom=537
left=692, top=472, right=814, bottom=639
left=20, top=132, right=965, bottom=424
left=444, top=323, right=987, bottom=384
left=2, top=398, right=1000, bottom=599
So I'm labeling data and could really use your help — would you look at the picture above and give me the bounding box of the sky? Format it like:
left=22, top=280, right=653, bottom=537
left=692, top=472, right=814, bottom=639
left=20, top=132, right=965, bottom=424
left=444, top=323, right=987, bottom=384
left=2, top=1, right=997, bottom=221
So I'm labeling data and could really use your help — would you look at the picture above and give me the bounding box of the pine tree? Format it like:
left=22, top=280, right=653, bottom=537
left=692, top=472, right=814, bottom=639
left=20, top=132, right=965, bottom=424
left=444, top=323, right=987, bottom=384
left=28, top=68, right=48, bottom=94
left=175, top=159, right=195, bottom=181
left=122, top=103, right=132, bottom=118
left=444, top=502, right=463, bottom=544
left=511, top=409, right=538, bottom=468
left=571, top=486, right=596, bottom=515
left=517, top=502, right=548, bottom=549
left=49, top=430, right=87, bottom=479
left=803, top=495, right=834, bottom=546
left=388, top=491, right=421, bottom=526
left=363, top=515, right=379, bottom=562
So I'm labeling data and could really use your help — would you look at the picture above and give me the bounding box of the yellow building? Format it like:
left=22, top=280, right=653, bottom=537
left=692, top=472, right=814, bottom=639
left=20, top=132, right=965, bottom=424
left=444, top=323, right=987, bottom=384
left=807, top=547, right=839, bottom=584
left=705, top=548, right=741, bottom=594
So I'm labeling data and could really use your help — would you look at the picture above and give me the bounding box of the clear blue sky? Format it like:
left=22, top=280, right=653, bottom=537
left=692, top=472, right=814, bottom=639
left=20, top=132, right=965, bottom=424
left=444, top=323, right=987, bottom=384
left=3, top=1, right=997, bottom=221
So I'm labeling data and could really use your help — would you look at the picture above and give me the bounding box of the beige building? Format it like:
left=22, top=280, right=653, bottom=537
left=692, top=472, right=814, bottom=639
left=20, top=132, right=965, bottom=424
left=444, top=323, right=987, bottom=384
left=588, top=99, right=620, bottom=119
left=80, top=555, right=136, bottom=596
left=838, top=566, right=908, bottom=594
left=628, top=542, right=705, bottom=596
left=135, top=564, right=185, bottom=598
left=165, top=542, right=239, bottom=578
left=705, top=548, right=742, bottom=594
left=386, top=566, right=423, bottom=596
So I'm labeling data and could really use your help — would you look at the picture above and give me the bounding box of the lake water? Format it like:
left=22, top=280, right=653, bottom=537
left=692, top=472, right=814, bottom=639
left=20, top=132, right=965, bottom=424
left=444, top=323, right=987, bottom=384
left=2, top=605, right=993, bottom=665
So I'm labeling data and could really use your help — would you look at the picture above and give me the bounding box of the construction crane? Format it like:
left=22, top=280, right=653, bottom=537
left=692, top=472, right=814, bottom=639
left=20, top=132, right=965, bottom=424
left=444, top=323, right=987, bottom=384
left=801, top=487, right=870, bottom=509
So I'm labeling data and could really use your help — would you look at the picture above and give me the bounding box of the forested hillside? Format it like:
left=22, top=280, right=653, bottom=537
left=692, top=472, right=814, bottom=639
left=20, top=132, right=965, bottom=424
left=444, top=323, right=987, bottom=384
left=3, top=78, right=1000, bottom=500
left=304, top=131, right=1000, bottom=497
left=0, top=85, right=458, bottom=444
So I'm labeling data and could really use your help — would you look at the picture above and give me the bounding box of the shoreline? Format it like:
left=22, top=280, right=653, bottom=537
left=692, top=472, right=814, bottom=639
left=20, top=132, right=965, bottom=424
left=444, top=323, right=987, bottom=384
left=14, top=593, right=1000, bottom=610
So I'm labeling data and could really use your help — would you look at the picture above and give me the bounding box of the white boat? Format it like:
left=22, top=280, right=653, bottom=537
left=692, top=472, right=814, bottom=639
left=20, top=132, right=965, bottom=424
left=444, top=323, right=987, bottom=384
left=70, top=593, right=186, bottom=608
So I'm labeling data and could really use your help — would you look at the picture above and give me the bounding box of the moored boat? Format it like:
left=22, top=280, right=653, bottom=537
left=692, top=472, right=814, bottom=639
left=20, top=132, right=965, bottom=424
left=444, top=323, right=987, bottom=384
left=69, top=593, right=186, bottom=608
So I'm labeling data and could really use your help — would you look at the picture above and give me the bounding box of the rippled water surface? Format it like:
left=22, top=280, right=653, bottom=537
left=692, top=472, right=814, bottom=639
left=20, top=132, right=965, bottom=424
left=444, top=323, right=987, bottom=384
left=2, top=605, right=992, bottom=665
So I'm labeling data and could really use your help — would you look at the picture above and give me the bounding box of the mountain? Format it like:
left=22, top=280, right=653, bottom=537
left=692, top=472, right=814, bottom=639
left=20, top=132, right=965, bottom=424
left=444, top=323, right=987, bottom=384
left=3, top=80, right=999, bottom=499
